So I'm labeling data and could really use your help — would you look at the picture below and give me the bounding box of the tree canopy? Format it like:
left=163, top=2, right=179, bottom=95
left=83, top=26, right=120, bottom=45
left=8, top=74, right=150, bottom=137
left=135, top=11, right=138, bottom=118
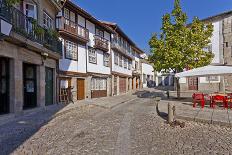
left=149, top=0, right=214, bottom=73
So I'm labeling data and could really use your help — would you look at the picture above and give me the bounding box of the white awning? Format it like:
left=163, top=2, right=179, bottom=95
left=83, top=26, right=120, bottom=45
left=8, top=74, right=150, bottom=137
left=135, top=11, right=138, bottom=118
left=175, top=65, right=232, bottom=78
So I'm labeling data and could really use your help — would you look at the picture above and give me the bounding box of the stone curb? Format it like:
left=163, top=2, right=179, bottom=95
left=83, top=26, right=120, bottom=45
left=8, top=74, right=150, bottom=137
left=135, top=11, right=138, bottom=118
left=157, top=102, right=232, bottom=128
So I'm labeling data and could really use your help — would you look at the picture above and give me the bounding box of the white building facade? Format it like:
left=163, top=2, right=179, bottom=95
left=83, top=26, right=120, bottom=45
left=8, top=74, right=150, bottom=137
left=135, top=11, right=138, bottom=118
left=57, top=1, right=114, bottom=100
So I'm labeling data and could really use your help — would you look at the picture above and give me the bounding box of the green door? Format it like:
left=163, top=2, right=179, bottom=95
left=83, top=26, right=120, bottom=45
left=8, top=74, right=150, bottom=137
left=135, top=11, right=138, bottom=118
left=45, top=67, right=53, bottom=106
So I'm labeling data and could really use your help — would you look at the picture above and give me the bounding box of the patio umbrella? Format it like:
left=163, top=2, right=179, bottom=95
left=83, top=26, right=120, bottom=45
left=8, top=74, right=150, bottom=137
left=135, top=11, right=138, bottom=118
left=175, top=65, right=232, bottom=78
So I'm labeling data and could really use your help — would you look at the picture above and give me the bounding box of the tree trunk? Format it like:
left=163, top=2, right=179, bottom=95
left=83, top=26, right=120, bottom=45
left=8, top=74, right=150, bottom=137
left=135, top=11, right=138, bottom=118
left=176, top=77, right=180, bottom=99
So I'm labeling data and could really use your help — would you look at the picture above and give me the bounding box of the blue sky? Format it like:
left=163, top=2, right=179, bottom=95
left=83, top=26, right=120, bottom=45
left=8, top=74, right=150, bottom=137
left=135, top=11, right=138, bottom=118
left=73, top=0, right=232, bottom=54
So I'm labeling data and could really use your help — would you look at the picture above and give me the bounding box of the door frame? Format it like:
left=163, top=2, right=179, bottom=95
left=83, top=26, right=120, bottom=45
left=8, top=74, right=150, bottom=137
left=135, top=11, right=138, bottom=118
left=188, top=77, right=198, bottom=90
left=77, top=78, right=85, bottom=100
left=0, top=57, right=10, bottom=114
left=23, top=63, right=37, bottom=109
left=45, top=67, right=54, bottom=106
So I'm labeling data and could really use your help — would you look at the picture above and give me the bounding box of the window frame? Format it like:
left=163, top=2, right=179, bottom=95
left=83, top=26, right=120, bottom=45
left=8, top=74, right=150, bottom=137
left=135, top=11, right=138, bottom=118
left=43, top=11, right=53, bottom=29
left=124, top=57, right=128, bottom=69
left=119, top=54, right=123, bottom=67
left=65, top=40, right=78, bottom=61
left=88, top=47, right=97, bottom=64
left=128, top=60, right=132, bottom=70
left=103, top=53, right=110, bottom=67
left=206, top=76, right=219, bottom=82
left=91, top=78, right=107, bottom=90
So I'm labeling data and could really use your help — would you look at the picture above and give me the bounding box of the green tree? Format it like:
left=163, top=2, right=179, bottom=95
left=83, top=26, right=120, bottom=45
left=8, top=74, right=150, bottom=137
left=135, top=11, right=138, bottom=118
left=149, top=0, right=214, bottom=98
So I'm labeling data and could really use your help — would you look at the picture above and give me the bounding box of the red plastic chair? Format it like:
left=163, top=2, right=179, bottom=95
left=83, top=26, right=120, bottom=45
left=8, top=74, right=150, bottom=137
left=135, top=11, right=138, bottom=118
left=211, top=95, right=228, bottom=109
left=226, top=93, right=232, bottom=108
left=192, top=93, right=205, bottom=108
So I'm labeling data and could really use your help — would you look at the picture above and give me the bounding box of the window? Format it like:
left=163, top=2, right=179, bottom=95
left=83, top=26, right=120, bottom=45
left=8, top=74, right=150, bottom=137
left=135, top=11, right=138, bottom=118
left=64, top=8, right=70, bottom=25
left=65, top=40, right=77, bottom=60
left=119, top=54, right=122, bottom=67
left=114, top=52, right=118, bottom=65
left=124, top=57, right=128, bottom=69
left=128, top=60, right=132, bottom=70
left=226, top=42, right=229, bottom=47
left=91, top=78, right=107, bottom=90
left=96, top=28, right=104, bottom=38
left=70, top=11, right=76, bottom=28
left=206, top=76, right=219, bottom=82
left=103, top=53, right=110, bottom=67
left=25, top=3, right=37, bottom=19
left=89, top=47, right=97, bottom=64
left=64, top=8, right=69, bottom=19
left=135, top=61, right=138, bottom=70
left=143, top=74, right=146, bottom=84
left=43, top=12, right=53, bottom=29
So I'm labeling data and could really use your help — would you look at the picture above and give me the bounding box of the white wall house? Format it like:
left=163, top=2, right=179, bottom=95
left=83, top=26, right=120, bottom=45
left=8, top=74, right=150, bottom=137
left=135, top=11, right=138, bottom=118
left=57, top=1, right=113, bottom=100
left=101, top=22, right=145, bottom=95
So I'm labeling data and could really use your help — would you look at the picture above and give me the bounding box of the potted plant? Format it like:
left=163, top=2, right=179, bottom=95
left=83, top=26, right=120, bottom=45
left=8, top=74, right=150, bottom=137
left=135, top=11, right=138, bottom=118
left=5, top=0, right=20, bottom=6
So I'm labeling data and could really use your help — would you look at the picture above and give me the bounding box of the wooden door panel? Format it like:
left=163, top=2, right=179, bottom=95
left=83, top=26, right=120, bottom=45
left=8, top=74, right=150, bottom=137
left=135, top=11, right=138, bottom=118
left=45, top=67, right=53, bottom=106
left=114, top=77, right=117, bottom=95
left=77, top=79, right=85, bottom=100
left=188, top=77, right=198, bottom=90
left=91, top=90, right=107, bottom=98
left=119, top=77, right=126, bottom=93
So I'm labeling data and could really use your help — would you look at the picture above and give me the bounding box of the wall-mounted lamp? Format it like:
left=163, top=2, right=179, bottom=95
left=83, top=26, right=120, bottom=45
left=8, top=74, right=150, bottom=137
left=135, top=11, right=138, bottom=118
left=0, top=18, right=12, bottom=40
left=41, top=52, right=49, bottom=65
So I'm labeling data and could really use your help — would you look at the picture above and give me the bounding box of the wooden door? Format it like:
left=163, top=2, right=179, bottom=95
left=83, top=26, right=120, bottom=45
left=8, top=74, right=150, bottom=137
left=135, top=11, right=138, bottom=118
left=136, top=78, right=139, bottom=89
left=114, top=77, right=117, bottom=95
left=23, top=63, right=37, bottom=109
left=188, top=77, right=198, bottom=90
left=45, top=67, right=53, bottom=106
left=132, top=78, right=134, bottom=89
left=119, top=77, right=126, bottom=93
left=77, top=79, right=85, bottom=100
left=0, top=58, right=9, bottom=114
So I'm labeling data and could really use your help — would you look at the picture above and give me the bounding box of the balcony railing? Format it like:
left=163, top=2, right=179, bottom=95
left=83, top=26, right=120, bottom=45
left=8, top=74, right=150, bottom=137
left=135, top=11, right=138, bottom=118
left=94, top=35, right=109, bottom=52
left=0, top=2, right=62, bottom=54
left=111, top=41, right=133, bottom=59
left=56, top=16, right=89, bottom=42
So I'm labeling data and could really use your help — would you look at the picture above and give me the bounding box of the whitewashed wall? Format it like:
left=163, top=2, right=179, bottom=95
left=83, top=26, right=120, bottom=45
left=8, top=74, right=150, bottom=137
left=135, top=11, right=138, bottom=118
left=87, top=49, right=111, bottom=74
left=85, top=19, right=111, bottom=75
left=142, top=63, right=154, bottom=87
left=112, top=50, right=132, bottom=76
left=59, top=43, right=87, bottom=73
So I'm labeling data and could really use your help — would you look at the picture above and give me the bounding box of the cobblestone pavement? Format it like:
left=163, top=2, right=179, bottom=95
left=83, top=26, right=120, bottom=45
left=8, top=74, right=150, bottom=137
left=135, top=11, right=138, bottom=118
left=1, top=92, right=232, bottom=155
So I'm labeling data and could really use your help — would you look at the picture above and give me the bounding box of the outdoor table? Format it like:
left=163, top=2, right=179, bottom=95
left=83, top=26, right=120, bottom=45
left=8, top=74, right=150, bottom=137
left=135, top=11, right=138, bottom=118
left=209, top=93, right=228, bottom=108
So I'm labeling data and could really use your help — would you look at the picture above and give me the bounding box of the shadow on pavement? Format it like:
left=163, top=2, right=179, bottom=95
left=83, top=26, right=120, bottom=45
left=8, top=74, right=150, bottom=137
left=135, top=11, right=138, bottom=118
left=133, top=90, right=165, bottom=99
left=0, top=104, right=68, bottom=155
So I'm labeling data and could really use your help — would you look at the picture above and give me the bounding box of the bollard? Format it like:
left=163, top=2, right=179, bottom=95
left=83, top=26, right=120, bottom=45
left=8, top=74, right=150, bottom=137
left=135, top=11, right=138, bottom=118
left=168, top=102, right=174, bottom=123
left=154, top=97, right=161, bottom=106
left=173, top=105, right=176, bottom=119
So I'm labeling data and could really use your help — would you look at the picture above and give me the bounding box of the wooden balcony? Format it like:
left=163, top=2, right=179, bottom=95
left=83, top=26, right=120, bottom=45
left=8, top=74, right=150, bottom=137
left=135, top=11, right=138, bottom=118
left=0, top=2, right=62, bottom=54
left=94, top=35, right=109, bottom=52
left=111, top=41, right=133, bottom=59
left=56, top=16, right=89, bottom=43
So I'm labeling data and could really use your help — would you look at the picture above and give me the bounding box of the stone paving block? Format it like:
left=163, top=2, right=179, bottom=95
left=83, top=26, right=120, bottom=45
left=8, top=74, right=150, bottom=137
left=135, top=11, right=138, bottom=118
left=194, top=109, right=213, bottom=124
left=211, top=109, right=229, bottom=125
left=227, top=109, right=232, bottom=125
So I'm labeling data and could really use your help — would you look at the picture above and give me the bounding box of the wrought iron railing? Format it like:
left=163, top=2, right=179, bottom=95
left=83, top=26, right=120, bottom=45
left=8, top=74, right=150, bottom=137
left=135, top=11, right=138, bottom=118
left=0, top=2, right=62, bottom=54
